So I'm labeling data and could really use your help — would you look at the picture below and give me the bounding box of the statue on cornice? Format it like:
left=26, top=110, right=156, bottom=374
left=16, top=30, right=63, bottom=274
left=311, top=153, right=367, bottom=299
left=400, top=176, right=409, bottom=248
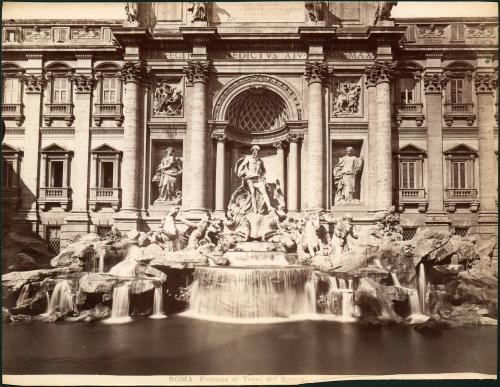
left=374, top=1, right=397, bottom=24
left=305, top=1, right=324, bottom=23
left=187, top=2, right=208, bottom=23
left=125, top=2, right=140, bottom=24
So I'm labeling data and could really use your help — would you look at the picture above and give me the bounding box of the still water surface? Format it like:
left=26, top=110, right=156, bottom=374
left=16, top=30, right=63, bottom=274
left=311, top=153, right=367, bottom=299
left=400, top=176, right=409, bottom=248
left=3, top=315, right=497, bottom=375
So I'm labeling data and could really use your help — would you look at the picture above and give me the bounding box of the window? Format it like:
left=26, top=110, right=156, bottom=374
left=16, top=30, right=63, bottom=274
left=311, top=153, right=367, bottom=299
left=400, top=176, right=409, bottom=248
left=450, top=79, right=464, bottom=104
left=52, top=77, right=69, bottom=103
left=451, top=161, right=467, bottom=189
left=49, top=161, right=64, bottom=188
left=399, top=78, right=415, bottom=104
left=454, top=227, right=469, bottom=238
left=402, top=227, right=417, bottom=241
left=46, top=226, right=61, bottom=254
left=3, top=78, right=21, bottom=104
left=400, top=161, right=416, bottom=189
left=99, top=162, right=114, bottom=188
left=2, top=161, right=15, bottom=188
left=102, top=77, right=119, bottom=103
left=450, top=24, right=466, bottom=42
left=96, top=226, right=112, bottom=238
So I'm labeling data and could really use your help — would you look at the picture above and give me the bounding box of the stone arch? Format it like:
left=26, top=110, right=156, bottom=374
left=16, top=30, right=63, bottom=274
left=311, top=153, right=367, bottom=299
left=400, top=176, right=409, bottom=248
left=212, top=74, right=303, bottom=121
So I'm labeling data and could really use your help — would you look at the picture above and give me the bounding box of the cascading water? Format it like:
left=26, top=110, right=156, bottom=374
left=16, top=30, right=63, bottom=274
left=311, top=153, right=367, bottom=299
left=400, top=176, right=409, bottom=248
left=391, top=272, right=401, bottom=287
left=187, top=266, right=316, bottom=322
left=98, top=253, right=105, bottom=273
left=324, top=276, right=356, bottom=321
left=417, top=263, right=427, bottom=314
left=16, top=284, right=31, bottom=308
left=105, top=284, right=131, bottom=324
left=108, top=246, right=142, bottom=277
left=46, top=280, right=73, bottom=315
left=408, top=288, right=429, bottom=323
left=150, top=287, right=167, bottom=319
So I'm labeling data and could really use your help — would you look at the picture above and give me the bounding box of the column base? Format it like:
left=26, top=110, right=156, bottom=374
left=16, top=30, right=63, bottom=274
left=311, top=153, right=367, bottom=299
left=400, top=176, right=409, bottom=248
left=212, top=209, right=226, bottom=219
left=425, top=212, right=451, bottom=231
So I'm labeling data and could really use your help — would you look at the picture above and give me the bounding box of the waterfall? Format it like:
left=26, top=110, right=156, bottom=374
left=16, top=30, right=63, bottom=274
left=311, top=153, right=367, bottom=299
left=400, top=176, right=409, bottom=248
left=324, top=276, right=356, bottom=321
left=150, top=287, right=167, bottom=319
left=391, top=272, right=401, bottom=287
left=16, top=284, right=31, bottom=308
left=341, top=291, right=355, bottom=320
left=417, top=263, right=427, bottom=314
left=338, top=278, right=347, bottom=289
left=408, top=288, right=429, bottom=323
left=373, top=258, right=383, bottom=268
left=98, top=253, right=105, bottom=273
left=47, top=280, right=73, bottom=314
left=105, top=284, right=131, bottom=323
left=108, top=246, right=141, bottom=277
left=187, top=266, right=316, bottom=320
left=348, top=279, right=353, bottom=290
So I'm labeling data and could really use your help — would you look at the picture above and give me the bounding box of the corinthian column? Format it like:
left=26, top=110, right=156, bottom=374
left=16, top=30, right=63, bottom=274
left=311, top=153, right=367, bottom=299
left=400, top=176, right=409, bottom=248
left=184, top=61, right=210, bottom=215
left=305, top=61, right=328, bottom=211
left=287, top=134, right=303, bottom=213
left=366, top=61, right=396, bottom=210
left=423, top=72, right=448, bottom=216
left=120, top=62, right=146, bottom=213
left=213, top=134, right=226, bottom=214
left=474, top=72, right=498, bottom=231
left=273, top=140, right=286, bottom=197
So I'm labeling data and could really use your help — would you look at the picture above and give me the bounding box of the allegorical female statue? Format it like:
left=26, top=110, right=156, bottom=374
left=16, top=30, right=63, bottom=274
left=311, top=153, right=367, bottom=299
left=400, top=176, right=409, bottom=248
left=152, top=147, right=182, bottom=202
left=333, top=146, right=363, bottom=204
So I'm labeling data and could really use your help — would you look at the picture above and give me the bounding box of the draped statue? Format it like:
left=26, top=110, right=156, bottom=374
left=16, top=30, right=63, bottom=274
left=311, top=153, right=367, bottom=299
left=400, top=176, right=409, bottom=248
left=333, top=147, right=363, bottom=204
left=152, top=147, right=182, bottom=202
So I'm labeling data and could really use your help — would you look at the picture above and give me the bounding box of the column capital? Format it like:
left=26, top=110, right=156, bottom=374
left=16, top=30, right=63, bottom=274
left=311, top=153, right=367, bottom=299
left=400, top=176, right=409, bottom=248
left=21, top=74, right=45, bottom=94
left=364, top=60, right=396, bottom=85
left=211, top=133, right=226, bottom=142
left=121, top=62, right=147, bottom=84
left=304, top=61, right=328, bottom=84
left=72, top=74, right=95, bottom=94
left=423, top=72, right=448, bottom=94
left=474, top=72, right=498, bottom=94
left=184, top=60, right=210, bottom=85
left=287, top=133, right=304, bottom=143
left=273, top=140, right=288, bottom=149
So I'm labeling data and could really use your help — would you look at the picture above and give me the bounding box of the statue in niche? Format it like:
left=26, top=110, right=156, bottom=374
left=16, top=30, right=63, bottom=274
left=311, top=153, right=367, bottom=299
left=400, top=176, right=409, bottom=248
left=152, top=147, right=183, bottom=202
left=333, top=83, right=362, bottom=116
left=333, top=146, right=363, bottom=204
left=125, top=2, right=139, bottom=23
left=187, top=2, right=208, bottom=22
left=153, top=80, right=183, bottom=116
left=305, top=1, right=324, bottom=22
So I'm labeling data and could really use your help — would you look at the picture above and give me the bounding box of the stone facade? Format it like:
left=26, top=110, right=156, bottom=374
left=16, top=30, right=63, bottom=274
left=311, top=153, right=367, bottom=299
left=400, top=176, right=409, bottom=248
left=1, top=3, right=498, bottom=248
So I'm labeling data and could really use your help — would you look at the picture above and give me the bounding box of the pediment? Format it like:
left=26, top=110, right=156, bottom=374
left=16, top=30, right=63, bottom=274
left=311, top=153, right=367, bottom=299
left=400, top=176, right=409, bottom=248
left=40, top=143, right=70, bottom=153
left=398, top=144, right=426, bottom=155
left=91, top=143, right=121, bottom=154
left=2, top=143, right=21, bottom=154
left=444, top=144, right=478, bottom=155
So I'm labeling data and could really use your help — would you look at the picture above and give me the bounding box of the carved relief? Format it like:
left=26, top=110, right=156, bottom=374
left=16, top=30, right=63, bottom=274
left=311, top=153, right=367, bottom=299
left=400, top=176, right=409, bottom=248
left=187, top=2, right=208, bottom=22
left=183, top=61, right=210, bottom=84
left=332, top=78, right=362, bottom=117
left=304, top=61, right=328, bottom=84
left=22, top=74, right=46, bottom=93
left=23, top=28, right=50, bottom=40
left=418, top=24, right=446, bottom=38
left=467, top=24, right=496, bottom=38
left=153, top=79, right=184, bottom=116
left=72, top=27, right=101, bottom=39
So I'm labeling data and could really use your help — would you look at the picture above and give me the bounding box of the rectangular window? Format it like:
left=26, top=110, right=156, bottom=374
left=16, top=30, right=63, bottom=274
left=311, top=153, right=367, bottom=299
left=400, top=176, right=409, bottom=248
left=451, top=24, right=466, bottom=42
left=451, top=79, right=464, bottom=104
left=400, top=161, right=416, bottom=189
left=46, top=226, right=61, bottom=254
left=399, top=78, right=416, bottom=104
left=2, top=160, right=14, bottom=188
left=402, top=227, right=417, bottom=241
left=99, top=161, right=114, bottom=188
left=52, top=77, right=69, bottom=103
left=49, top=161, right=64, bottom=188
left=102, top=78, right=119, bottom=103
left=452, top=161, right=467, bottom=189
left=3, top=78, right=20, bottom=104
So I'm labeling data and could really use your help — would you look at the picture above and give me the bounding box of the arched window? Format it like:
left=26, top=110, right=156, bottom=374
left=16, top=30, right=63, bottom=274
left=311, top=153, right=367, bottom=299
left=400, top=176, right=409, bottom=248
left=1, top=63, right=24, bottom=126
left=44, top=63, right=74, bottom=127
left=443, top=62, right=475, bottom=126
left=93, top=63, right=123, bottom=127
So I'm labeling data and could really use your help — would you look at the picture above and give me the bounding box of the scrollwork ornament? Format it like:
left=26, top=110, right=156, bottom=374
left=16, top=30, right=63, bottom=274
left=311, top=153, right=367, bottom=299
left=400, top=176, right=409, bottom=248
left=22, top=74, right=46, bottom=93
left=474, top=73, right=498, bottom=93
left=72, top=74, right=95, bottom=93
left=121, top=62, right=147, bottom=84
left=423, top=72, right=448, bottom=94
left=183, top=61, right=210, bottom=84
left=304, top=61, right=328, bottom=84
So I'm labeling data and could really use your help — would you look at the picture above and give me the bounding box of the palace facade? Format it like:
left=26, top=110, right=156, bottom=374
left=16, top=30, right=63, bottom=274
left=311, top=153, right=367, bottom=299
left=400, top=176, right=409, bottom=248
left=1, top=2, right=498, bottom=253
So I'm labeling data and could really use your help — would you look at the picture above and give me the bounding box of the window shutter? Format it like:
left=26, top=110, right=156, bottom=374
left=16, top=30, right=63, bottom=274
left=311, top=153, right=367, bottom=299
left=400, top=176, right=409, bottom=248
left=405, top=25, right=417, bottom=43
left=451, top=24, right=465, bottom=42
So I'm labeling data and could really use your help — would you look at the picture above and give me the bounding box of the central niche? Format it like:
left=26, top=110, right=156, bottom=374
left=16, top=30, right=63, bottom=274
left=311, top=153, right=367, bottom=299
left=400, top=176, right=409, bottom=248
left=225, top=88, right=289, bottom=133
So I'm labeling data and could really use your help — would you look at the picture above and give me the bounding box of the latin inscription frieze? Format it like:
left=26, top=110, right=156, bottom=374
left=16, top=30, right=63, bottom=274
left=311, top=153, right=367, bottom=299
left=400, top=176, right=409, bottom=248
left=147, top=51, right=374, bottom=61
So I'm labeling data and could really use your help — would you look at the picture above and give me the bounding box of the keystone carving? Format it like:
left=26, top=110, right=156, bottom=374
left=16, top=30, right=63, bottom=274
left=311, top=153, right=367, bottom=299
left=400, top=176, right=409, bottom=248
left=304, top=61, right=328, bottom=84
